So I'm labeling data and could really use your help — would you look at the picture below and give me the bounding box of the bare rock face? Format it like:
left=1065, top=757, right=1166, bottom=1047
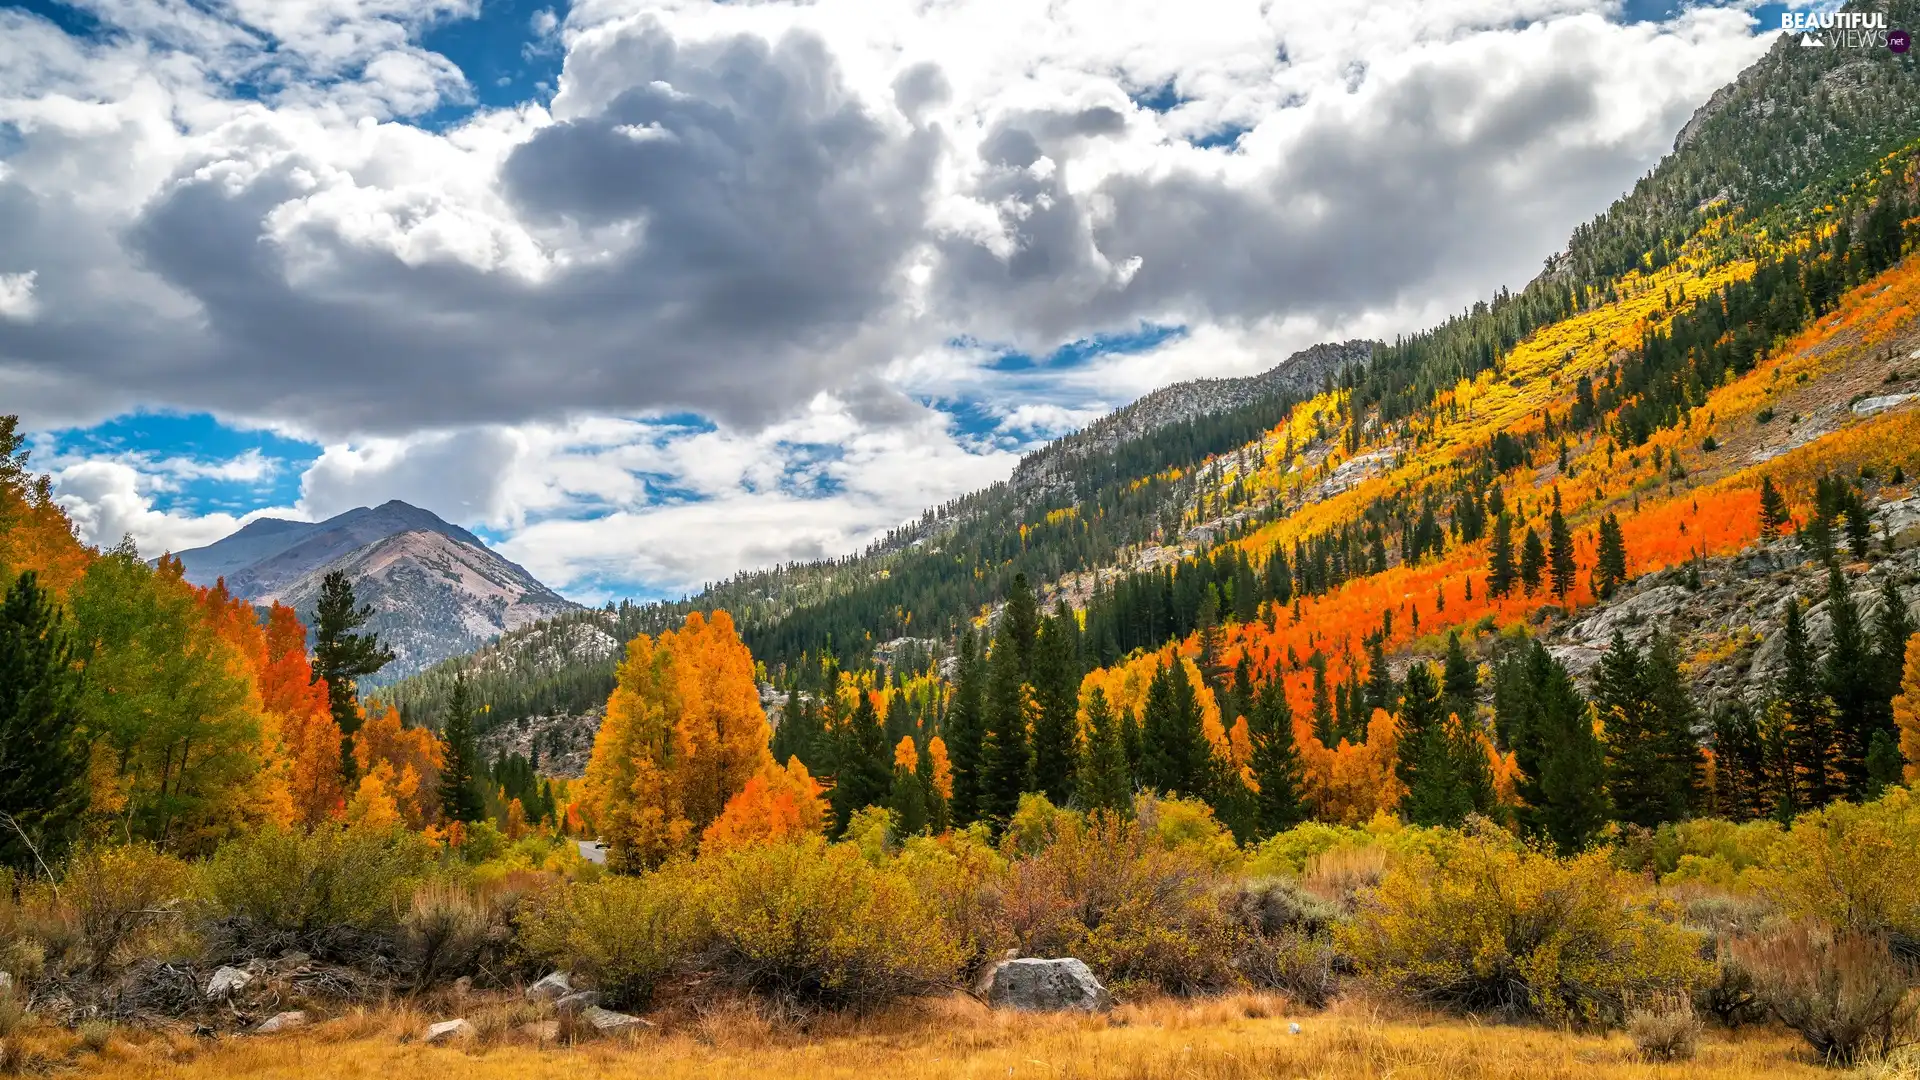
left=982, top=958, right=1113, bottom=1012
left=554, top=991, right=602, bottom=1016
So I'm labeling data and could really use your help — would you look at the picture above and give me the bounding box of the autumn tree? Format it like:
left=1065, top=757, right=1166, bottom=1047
left=311, top=570, right=394, bottom=785
left=0, top=571, right=89, bottom=869
left=921, top=734, right=952, bottom=833
left=888, top=736, right=928, bottom=838
left=1891, top=634, right=1920, bottom=784
left=1309, top=651, right=1337, bottom=747
left=256, top=604, right=344, bottom=828
left=701, top=756, right=827, bottom=854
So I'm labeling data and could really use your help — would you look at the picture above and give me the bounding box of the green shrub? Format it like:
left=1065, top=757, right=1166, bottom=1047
left=1735, top=924, right=1917, bottom=1065
left=998, top=809, right=1237, bottom=996
left=1341, top=828, right=1707, bottom=1026
left=198, top=823, right=433, bottom=946
left=517, top=864, right=706, bottom=1008
left=702, top=837, right=964, bottom=1007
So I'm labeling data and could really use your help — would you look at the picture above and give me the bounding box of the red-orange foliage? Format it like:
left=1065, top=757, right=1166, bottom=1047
left=355, top=703, right=445, bottom=828
left=701, top=756, right=828, bottom=854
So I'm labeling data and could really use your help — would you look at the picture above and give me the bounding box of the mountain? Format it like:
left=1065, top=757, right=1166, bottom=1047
left=384, top=12, right=1920, bottom=773
left=171, top=500, right=579, bottom=681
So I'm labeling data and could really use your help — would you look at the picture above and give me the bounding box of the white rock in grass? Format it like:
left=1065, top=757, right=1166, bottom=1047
left=581, top=1006, right=649, bottom=1036
left=425, top=1019, right=474, bottom=1045
left=205, top=966, right=252, bottom=1000
left=982, top=958, right=1113, bottom=1012
left=525, top=971, right=573, bottom=1001
left=255, top=1011, right=308, bottom=1034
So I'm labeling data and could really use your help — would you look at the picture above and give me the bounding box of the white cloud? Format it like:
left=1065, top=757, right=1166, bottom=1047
left=51, top=460, right=260, bottom=555
left=0, top=272, right=37, bottom=321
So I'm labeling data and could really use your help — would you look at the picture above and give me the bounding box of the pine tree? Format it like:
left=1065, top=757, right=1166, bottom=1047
left=1869, top=574, right=1912, bottom=765
left=1395, top=662, right=1458, bottom=826
left=1195, top=592, right=1226, bottom=692
left=1707, top=701, right=1769, bottom=822
left=1075, top=686, right=1132, bottom=814
left=1520, top=526, right=1547, bottom=595
left=438, top=677, right=485, bottom=825
left=1365, top=638, right=1397, bottom=718
left=1822, top=562, right=1878, bottom=796
left=1864, top=729, right=1902, bottom=797
left=1498, top=640, right=1608, bottom=853
left=1759, top=476, right=1790, bottom=540
left=946, top=630, right=986, bottom=825
left=1488, top=512, right=1517, bottom=597
left=1595, top=632, right=1698, bottom=827
left=1547, top=492, right=1577, bottom=601
left=1441, top=630, right=1477, bottom=723
left=979, top=619, right=1032, bottom=828
left=311, top=570, right=395, bottom=784
left=0, top=571, right=90, bottom=870
left=831, top=691, right=892, bottom=835
left=770, top=689, right=822, bottom=771
left=1140, top=656, right=1209, bottom=799
left=888, top=737, right=928, bottom=838
left=1593, top=513, right=1628, bottom=599
left=1248, top=678, right=1305, bottom=835
left=1000, top=573, right=1040, bottom=681
left=1029, top=604, right=1082, bottom=804
left=1776, top=600, right=1835, bottom=813
left=1309, top=651, right=1337, bottom=746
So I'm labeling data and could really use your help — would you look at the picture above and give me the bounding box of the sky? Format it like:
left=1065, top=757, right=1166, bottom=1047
left=0, top=0, right=1811, bottom=603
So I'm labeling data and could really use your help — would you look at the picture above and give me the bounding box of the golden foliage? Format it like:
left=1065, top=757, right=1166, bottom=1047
left=700, top=757, right=828, bottom=855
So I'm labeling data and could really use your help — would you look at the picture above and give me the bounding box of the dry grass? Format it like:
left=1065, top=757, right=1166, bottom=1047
left=61, top=992, right=1832, bottom=1080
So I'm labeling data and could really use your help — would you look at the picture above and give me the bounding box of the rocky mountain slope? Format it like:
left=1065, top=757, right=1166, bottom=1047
left=171, top=500, right=578, bottom=682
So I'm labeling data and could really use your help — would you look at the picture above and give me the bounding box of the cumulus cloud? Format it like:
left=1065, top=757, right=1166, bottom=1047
left=3, top=0, right=1782, bottom=595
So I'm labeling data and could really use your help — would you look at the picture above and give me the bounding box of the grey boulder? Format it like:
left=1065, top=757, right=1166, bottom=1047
left=982, top=958, right=1112, bottom=1012
left=525, top=971, right=573, bottom=1001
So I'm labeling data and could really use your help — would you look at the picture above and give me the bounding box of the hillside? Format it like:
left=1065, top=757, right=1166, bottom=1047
left=171, top=499, right=578, bottom=682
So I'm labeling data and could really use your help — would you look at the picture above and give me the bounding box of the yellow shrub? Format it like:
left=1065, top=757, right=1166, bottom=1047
left=701, top=837, right=964, bottom=1007
left=1753, top=788, right=1920, bottom=942
left=197, top=822, right=434, bottom=944
left=61, top=844, right=193, bottom=973
left=516, top=864, right=707, bottom=1007
left=1341, top=828, right=1707, bottom=1026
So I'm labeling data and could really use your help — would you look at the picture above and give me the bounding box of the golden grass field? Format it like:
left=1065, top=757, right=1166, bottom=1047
left=40, top=993, right=1856, bottom=1080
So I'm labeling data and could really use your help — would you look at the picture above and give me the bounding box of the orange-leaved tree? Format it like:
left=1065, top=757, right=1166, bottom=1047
left=701, top=756, right=827, bottom=854
left=354, top=702, right=444, bottom=828
left=1893, top=634, right=1920, bottom=784
left=584, top=611, right=772, bottom=870
left=257, top=603, right=346, bottom=828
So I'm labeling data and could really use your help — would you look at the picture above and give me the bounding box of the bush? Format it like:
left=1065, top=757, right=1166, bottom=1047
left=1226, top=878, right=1345, bottom=1007
left=1734, top=924, right=1918, bottom=1065
left=517, top=865, right=706, bottom=1008
left=702, top=837, right=963, bottom=1008
left=1341, top=828, right=1707, bottom=1026
left=1627, top=994, right=1703, bottom=1062
left=1694, top=949, right=1766, bottom=1030
left=61, top=844, right=192, bottom=973
left=1756, top=789, right=1920, bottom=950
left=400, top=880, right=491, bottom=988
left=198, top=823, right=434, bottom=952
left=998, top=809, right=1237, bottom=996
left=894, top=827, right=1008, bottom=970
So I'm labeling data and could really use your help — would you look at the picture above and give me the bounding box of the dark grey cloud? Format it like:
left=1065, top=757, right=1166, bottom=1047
left=0, top=25, right=939, bottom=435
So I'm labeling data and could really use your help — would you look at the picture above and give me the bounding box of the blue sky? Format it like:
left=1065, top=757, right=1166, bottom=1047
left=0, top=0, right=1791, bottom=601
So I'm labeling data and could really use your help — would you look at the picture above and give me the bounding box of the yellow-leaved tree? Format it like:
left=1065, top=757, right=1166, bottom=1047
left=584, top=611, right=772, bottom=871
left=1893, top=634, right=1920, bottom=784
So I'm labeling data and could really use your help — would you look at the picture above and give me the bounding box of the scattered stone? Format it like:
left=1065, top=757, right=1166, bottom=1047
left=1852, top=392, right=1917, bottom=416
left=526, top=971, right=573, bottom=1002
left=255, top=1011, right=308, bottom=1034
left=205, top=966, right=253, bottom=1000
left=982, top=958, right=1113, bottom=1012
left=580, top=1006, right=650, bottom=1036
left=451, top=976, right=473, bottom=997
left=554, top=991, right=602, bottom=1016
left=1289, top=1022, right=1302, bottom=1035
left=425, top=1019, right=474, bottom=1045
left=520, top=1020, right=561, bottom=1042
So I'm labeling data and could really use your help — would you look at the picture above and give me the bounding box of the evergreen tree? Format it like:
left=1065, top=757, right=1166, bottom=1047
left=888, top=738, right=928, bottom=838
left=1593, top=513, right=1628, bottom=599
left=1869, top=574, right=1912, bottom=765
left=1441, top=630, right=1477, bottom=723
left=438, top=677, right=485, bottom=824
left=1075, top=686, right=1132, bottom=814
left=1195, top=592, right=1226, bottom=692
left=1309, top=651, right=1337, bottom=747
left=1395, top=661, right=1491, bottom=827
left=1248, top=679, right=1305, bottom=835
left=0, top=571, right=90, bottom=869
left=1140, top=657, right=1210, bottom=798
left=979, top=620, right=1032, bottom=827
left=1028, top=604, right=1082, bottom=804
left=1759, top=476, right=1790, bottom=540
left=1520, top=527, right=1547, bottom=594
left=770, top=689, right=821, bottom=771
left=1365, top=638, right=1397, bottom=718
left=1595, top=632, right=1698, bottom=828
left=1547, top=492, right=1577, bottom=601
left=1498, top=640, right=1608, bottom=853
left=945, top=631, right=986, bottom=825
left=1707, top=700, right=1769, bottom=822
left=312, top=570, right=395, bottom=785
left=1000, top=573, right=1041, bottom=681
left=1822, top=562, right=1878, bottom=796
left=831, top=691, right=892, bottom=835
left=1865, top=729, right=1903, bottom=797
left=1488, top=512, right=1517, bottom=597
left=1775, top=600, right=1835, bottom=813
